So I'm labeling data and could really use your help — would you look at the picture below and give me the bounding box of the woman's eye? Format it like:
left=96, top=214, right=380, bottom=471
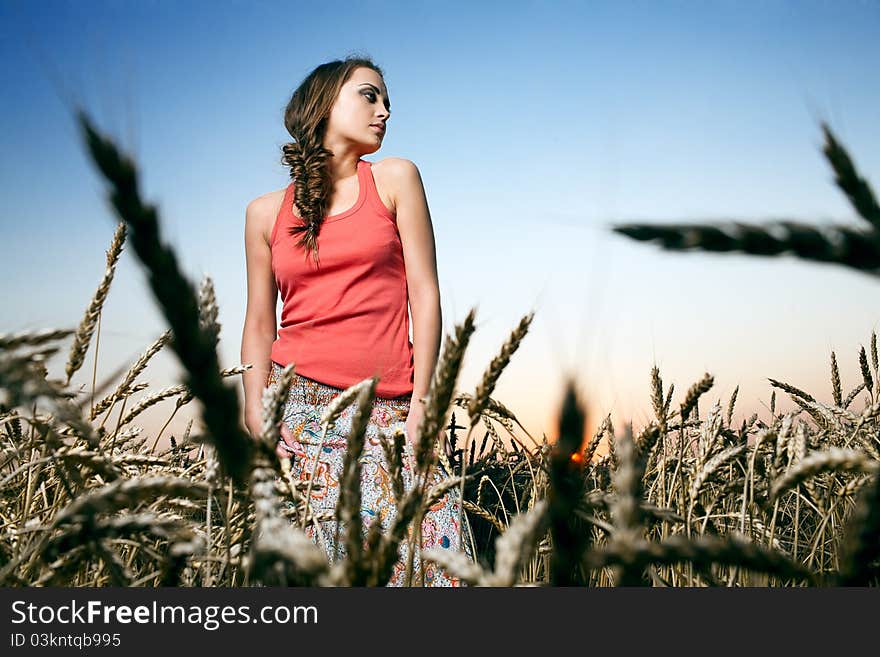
left=363, top=91, right=376, bottom=101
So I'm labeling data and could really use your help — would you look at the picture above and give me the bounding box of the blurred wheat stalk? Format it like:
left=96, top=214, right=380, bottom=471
left=613, top=123, right=880, bottom=278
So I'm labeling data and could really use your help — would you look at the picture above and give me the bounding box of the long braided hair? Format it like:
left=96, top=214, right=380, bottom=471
left=280, top=56, right=385, bottom=267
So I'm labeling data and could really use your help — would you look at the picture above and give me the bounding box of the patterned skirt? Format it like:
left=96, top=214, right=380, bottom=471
left=266, top=361, right=475, bottom=586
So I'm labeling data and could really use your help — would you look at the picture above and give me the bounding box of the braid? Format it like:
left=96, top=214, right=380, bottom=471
left=280, top=132, right=333, bottom=267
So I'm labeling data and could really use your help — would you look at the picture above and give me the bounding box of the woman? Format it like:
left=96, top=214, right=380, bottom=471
left=240, top=56, right=474, bottom=586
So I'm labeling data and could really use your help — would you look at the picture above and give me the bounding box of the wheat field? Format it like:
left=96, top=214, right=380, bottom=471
left=0, top=110, right=877, bottom=587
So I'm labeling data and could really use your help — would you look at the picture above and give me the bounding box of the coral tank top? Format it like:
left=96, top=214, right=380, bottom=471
left=269, top=159, right=415, bottom=398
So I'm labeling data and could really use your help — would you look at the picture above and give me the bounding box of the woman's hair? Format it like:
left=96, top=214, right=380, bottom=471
left=280, top=56, right=385, bottom=266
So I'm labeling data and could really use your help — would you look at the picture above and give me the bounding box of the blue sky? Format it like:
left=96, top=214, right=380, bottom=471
left=2, top=0, right=879, bottom=446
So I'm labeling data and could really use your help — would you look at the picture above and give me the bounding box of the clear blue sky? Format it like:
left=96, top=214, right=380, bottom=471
left=2, top=0, right=879, bottom=445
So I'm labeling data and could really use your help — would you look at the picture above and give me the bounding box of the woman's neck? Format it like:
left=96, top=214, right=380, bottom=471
left=321, top=144, right=362, bottom=183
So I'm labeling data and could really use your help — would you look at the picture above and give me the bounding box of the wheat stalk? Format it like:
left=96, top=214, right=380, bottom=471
left=64, top=222, right=126, bottom=385
left=0, top=329, right=76, bottom=351
left=76, top=110, right=253, bottom=485
left=680, top=373, right=714, bottom=422
left=770, top=447, right=878, bottom=501
left=466, top=311, right=533, bottom=425
left=611, top=122, right=880, bottom=279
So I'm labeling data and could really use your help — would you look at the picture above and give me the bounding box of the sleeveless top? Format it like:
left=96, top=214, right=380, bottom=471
left=269, top=158, right=415, bottom=398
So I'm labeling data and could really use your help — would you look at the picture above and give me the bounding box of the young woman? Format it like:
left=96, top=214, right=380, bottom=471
left=240, top=56, right=475, bottom=586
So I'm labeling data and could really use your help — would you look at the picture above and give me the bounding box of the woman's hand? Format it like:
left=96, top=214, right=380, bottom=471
left=246, top=413, right=297, bottom=460
left=275, top=421, right=297, bottom=460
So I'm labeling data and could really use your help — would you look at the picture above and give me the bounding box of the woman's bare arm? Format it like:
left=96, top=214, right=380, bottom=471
left=240, top=195, right=279, bottom=436
left=390, top=158, right=442, bottom=403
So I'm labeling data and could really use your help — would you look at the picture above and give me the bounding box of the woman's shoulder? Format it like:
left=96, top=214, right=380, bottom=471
left=370, top=158, right=421, bottom=214
left=371, top=156, right=419, bottom=176
left=371, top=157, right=422, bottom=188
left=247, top=186, right=289, bottom=245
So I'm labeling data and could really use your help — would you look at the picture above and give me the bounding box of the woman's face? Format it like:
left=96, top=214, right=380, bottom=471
left=325, top=67, right=391, bottom=153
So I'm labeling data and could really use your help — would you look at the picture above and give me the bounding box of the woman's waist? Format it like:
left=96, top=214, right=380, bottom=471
left=268, top=359, right=413, bottom=403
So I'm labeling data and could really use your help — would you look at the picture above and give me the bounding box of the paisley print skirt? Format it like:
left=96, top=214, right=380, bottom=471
left=267, top=361, right=475, bottom=586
